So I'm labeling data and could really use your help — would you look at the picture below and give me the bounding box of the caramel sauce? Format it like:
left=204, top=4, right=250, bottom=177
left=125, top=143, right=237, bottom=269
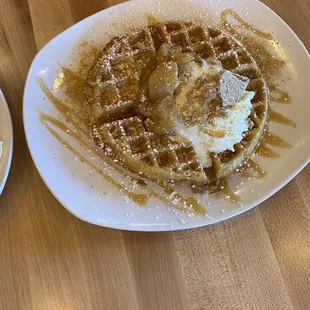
left=216, top=180, right=241, bottom=203
left=40, top=113, right=149, bottom=206
left=241, top=171, right=252, bottom=179
left=255, top=130, right=293, bottom=158
left=39, top=76, right=207, bottom=214
left=38, top=77, right=90, bottom=137
left=38, top=77, right=73, bottom=115
left=146, top=14, right=159, bottom=26
left=221, top=10, right=286, bottom=85
left=269, top=85, right=292, bottom=104
left=263, top=131, right=292, bottom=148
left=244, top=158, right=267, bottom=179
left=40, top=110, right=205, bottom=211
left=221, top=9, right=273, bottom=40
left=255, top=142, right=280, bottom=158
left=204, top=129, right=226, bottom=138
left=192, top=176, right=243, bottom=204
left=184, top=197, right=206, bottom=214
left=164, top=187, right=206, bottom=215
left=270, top=109, right=296, bottom=127
left=217, top=159, right=266, bottom=202
left=254, top=131, right=292, bottom=159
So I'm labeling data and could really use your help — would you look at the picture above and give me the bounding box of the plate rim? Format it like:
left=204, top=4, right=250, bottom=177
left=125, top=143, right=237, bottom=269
left=0, top=90, right=14, bottom=195
left=23, top=0, right=310, bottom=231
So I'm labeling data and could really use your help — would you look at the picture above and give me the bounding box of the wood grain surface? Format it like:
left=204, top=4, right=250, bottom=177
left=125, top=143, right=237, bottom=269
left=0, top=0, right=309, bottom=309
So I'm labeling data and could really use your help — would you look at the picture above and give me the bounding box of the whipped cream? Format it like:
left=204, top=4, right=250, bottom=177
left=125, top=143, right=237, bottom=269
left=144, top=48, right=254, bottom=168
left=178, top=91, right=254, bottom=167
left=171, top=58, right=254, bottom=167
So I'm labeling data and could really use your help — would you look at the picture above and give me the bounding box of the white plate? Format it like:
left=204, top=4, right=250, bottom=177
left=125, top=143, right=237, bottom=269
left=0, top=90, right=13, bottom=194
left=23, top=0, right=310, bottom=231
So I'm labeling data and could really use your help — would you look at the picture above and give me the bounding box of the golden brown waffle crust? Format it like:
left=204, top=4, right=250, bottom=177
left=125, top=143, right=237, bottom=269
left=84, top=20, right=269, bottom=185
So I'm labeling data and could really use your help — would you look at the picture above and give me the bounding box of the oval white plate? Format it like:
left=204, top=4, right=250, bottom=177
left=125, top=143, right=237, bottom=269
left=23, top=0, right=310, bottom=231
left=0, top=90, right=13, bottom=194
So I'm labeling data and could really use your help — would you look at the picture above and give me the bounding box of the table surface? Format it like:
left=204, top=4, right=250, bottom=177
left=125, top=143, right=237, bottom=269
left=0, top=0, right=309, bottom=309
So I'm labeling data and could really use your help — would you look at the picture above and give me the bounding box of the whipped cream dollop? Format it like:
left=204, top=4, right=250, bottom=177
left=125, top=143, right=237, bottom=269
left=177, top=91, right=254, bottom=167
left=140, top=45, right=254, bottom=167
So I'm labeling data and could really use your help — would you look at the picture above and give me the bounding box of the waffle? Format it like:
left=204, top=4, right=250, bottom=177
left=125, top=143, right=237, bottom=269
left=84, top=21, right=269, bottom=185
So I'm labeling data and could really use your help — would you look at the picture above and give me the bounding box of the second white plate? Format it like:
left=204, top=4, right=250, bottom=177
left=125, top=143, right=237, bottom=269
left=0, top=90, right=13, bottom=194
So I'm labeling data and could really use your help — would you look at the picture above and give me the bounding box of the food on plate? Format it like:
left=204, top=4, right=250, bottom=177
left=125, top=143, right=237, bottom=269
left=84, top=21, right=269, bottom=190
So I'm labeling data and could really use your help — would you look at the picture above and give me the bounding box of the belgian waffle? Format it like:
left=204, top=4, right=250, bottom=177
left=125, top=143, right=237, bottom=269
left=84, top=21, right=269, bottom=185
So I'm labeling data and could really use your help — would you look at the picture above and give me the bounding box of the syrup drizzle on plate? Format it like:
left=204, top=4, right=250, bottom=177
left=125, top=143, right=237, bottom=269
left=221, top=9, right=273, bottom=40
left=39, top=77, right=206, bottom=214
left=270, top=109, right=296, bottom=127
left=269, top=85, right=292, bottom=104
left=40, top=113, right=149, bottom=206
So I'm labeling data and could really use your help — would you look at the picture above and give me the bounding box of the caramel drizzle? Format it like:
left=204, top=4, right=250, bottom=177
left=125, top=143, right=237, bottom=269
left=243, top=158, right=267, bottom=179
left=39, top=78, right=73, bottom=115
left=216, top=160, right=267, bottom=203
left=164, top=187, right=206, bottom=214
left=41, top=112, right=206, bottom=213
left=41, top=113, right=149, bottom=206
left=218, top=159, right=267, bottom=202
left=270, top=109, right=296, bottom=127
left=256, top=142, right=280, bottom=158
left=38, top=78, right=206, bottom=214
left=255, top=130, right=293, bottom=158
left=220, top=11, right=295, bottom=126
left=269, top=85, right=292, bottom=104
left=263, top=131, right=292, bottom=148
left=221, top=9, right=273, bottom=40
left=216, top=179, right=241, bottom=203
left=146, top=14, right=160, bottom=26
left=38, top=77, right=89, bottom=136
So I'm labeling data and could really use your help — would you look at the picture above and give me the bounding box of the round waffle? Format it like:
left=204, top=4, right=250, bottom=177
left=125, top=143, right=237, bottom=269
left=84, top=21, right=269, bottom=185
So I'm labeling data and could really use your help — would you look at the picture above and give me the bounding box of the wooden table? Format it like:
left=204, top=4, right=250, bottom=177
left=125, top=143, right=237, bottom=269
left=0, top=0, right=309, bottom=309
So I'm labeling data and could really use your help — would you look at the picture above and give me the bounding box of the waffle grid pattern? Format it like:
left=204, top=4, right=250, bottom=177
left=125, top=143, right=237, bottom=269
left=99, top=117, right=204, bottom=175
left=85, top=21, right=268, bottom=181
